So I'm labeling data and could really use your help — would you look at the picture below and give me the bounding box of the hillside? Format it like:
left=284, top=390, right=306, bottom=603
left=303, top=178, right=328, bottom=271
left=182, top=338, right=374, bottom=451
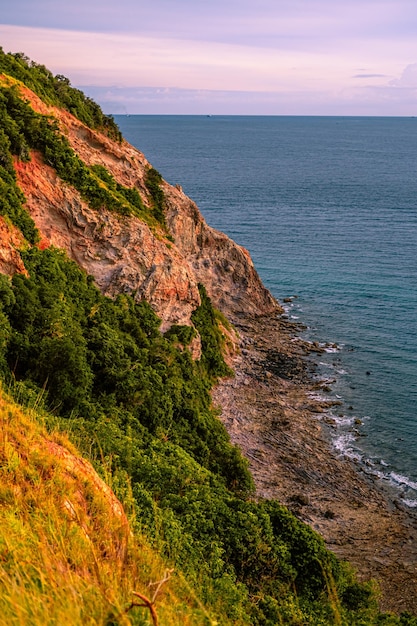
left=0, top=47, right=416, bottom=625
left=0, top=388, right=229, bottom=626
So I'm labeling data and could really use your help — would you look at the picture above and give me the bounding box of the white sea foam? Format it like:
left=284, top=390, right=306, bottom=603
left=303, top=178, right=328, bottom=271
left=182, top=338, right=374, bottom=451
left=324, top=345, right=339, bottom=353
left=402, top=499, right=417, bottom=508
left=315, top=376, right=336, bottom=385
left=330, top=442, right=417, bottom=507
left=390, top=472, right=417, bottom=492
left=329, top=413, right=356, bottom=427
left=308, top=392, right=329, bottom=403
left=315, top=358, right=417, bottom=507
left=334, top=432, right=357, bottom=455
left=370, top=468, right=386, bottom=481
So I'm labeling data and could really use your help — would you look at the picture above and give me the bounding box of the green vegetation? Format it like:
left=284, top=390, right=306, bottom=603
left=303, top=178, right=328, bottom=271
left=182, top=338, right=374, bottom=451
left=91, top=164, right=145, bottom=215
left=0, top=116, right=39, bottom=244
left=145, top=167, right=166, bottom=226
left=0, top=47, right=121, bottom=141
left=0, top=248, right=251, bottom=492
left=0, top=51, right=416, bottom=624
left=192, top=284, right=233, bottom=379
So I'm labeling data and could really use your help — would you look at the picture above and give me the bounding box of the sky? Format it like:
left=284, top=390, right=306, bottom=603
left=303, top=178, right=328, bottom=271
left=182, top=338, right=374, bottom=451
left=1, top=0, right=417, bottom=115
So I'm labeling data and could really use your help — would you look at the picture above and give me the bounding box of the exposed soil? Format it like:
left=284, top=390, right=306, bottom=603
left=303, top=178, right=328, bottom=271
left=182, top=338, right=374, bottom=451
left=213, top=313, right=417, bottom=615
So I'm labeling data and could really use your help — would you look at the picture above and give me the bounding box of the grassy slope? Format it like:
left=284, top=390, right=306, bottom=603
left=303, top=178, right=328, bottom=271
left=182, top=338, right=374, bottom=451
left=0, top=388, right=219, bottom=626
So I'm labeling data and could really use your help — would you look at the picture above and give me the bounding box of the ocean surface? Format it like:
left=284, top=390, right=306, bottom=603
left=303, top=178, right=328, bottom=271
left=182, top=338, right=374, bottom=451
left=115, top=115, right=417, bottom=506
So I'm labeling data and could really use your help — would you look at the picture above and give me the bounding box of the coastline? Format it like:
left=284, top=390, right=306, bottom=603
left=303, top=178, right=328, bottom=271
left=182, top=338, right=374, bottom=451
left=213, top=312, right=417, bottom=614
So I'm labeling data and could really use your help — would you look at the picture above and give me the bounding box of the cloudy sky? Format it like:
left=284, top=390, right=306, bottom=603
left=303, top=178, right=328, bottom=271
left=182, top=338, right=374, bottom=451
left=1, top=0, right=417, bottom=115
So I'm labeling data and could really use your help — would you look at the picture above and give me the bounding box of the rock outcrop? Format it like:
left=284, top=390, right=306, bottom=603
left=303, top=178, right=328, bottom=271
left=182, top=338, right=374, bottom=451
left=0, top=216, right=27, bottom=277
left=10, top=87, right=279, bottom=332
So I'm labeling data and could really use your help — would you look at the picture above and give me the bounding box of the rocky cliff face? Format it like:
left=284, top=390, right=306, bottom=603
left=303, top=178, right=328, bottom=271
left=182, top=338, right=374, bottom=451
left=9, top=85, right=279, bottom=334
left=0, top=216, right=27, bottom=277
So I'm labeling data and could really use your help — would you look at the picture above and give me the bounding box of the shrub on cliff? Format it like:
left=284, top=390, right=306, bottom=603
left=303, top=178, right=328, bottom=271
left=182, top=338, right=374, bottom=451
left=0, top=109, right=39, bottom=244
left=145, top=166, right=167, bottom=225
left=192, top=283, right=233, bottom=379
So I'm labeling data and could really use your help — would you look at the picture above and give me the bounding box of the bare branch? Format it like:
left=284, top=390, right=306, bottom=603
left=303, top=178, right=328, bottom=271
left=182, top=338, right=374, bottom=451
left=148, top=568, right=174, bottom=602
left=131, top=591, right=159, bottom=626
left=124, top=569, right=173, bottom=624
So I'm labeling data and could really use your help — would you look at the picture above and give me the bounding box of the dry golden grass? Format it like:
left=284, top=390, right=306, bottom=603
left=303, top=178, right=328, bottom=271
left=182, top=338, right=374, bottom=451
left=0, top=389, right=219, bottom=626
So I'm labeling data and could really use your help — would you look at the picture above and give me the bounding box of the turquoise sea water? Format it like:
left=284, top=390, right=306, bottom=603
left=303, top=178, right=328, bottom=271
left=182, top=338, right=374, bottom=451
left=115, top=115, right=417, bottom=506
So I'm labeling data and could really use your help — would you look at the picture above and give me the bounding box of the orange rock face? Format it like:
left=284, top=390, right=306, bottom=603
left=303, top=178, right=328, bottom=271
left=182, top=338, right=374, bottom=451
left=0, top=216, right=27, bottom=277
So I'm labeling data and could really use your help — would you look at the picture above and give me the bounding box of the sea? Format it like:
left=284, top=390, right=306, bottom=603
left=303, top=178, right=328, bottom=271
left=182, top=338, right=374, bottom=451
left=115, top=115, right=417, bottom=507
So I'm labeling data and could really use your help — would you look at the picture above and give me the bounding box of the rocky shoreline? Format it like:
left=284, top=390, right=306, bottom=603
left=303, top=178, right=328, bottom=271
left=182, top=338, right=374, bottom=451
left=213, top=312, right=417, bottom=615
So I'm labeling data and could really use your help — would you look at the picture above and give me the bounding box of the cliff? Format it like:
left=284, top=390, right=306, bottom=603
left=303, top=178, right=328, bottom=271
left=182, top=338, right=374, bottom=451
left=5, top=81, right=278, bottom=334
